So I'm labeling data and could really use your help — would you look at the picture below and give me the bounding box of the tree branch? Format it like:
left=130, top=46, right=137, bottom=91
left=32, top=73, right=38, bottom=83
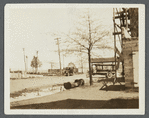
left=62, top=33, right=89, bottom=50
left=91, top=31, right=110, bottom=49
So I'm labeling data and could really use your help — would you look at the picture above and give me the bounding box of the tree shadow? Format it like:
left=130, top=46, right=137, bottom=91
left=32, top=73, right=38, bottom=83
left=11, top=98, right=139, bottom=109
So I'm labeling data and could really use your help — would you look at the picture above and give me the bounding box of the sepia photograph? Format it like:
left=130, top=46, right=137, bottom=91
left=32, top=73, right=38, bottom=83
left=4, top=4, right=145, bottom=114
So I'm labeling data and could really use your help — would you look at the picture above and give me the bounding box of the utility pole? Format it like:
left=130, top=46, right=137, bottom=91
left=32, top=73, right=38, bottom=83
left=36, top=51, right=38, bottom=73
left=23, top=48, right=26, bottom=73
left=55, top=38, right=62, bottom=76
left=26, top=56, right=28, bottom=73
left=36, top=51, right=38, bottom=57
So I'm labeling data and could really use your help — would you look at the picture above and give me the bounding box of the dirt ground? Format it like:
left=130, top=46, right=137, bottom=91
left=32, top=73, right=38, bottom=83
left=11, top=82, right=139, bottom=109
left=10, top=74, right=87, bottom=93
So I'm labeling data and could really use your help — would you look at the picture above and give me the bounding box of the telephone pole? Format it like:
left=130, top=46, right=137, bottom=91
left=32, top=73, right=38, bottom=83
left=23, top=48, right=27, bottom=73
left=36, top=51, right=38, bottom=73
left=36, top=51, right=38, bottom=58
left=26, top=56, right=28, bottom=73
left=55, top=38, right=62, bottom=76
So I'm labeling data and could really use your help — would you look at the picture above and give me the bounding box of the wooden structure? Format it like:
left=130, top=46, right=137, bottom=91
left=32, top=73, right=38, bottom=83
left=91, top=57, right=121, bottom=76
left=113, top=8, right=139, bottom=88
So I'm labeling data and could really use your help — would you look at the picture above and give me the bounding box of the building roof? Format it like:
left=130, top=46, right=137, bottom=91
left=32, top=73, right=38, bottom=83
left=91, top=57, right=119, bottom=63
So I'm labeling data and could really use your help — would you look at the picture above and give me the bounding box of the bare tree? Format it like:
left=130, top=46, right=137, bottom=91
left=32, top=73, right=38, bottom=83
left=30, top=56, right=42, bottom=73
left=63, top=11, right=112, bottom=85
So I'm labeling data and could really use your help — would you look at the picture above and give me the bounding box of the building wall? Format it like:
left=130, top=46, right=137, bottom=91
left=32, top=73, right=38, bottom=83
left=122, top=8, right=139, bottom=88
left=123, top=39, right=138, bottom=87
left=133, top=52, right=139, bottom=87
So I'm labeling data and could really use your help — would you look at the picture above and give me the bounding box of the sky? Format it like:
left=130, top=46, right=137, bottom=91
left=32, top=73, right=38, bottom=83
left=5, top=4, right=119, bottom=71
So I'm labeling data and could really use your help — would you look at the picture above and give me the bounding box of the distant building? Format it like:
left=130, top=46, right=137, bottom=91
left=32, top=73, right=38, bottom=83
left=68, top=62, right=76, bottom=68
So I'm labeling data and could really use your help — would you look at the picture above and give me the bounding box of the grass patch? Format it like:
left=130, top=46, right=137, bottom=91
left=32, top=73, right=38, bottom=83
left=10, top=83, right=64, bottom=98
left=10, top=88, right=40, bottom=98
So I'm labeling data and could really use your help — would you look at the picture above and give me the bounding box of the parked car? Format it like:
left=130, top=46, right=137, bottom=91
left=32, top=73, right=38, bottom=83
left=63, top=67, right=74, bottom=76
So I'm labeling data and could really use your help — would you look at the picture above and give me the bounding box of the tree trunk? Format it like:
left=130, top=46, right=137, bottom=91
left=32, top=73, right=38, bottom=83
left=33, top=68, right=35, bottom=74
left=88, top=49, right=92, bottom=86
left=35, top=68, right=38, bottom=74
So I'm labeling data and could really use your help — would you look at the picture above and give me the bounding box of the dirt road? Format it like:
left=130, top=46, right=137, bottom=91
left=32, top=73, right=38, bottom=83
left=10, top=74, right=88, bottom=93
